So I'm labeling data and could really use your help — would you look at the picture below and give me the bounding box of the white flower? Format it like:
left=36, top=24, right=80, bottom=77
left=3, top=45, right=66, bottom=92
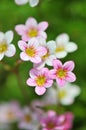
left=43, top=82, right=81, bottom=105
left=15, top=0, right=39, bottom=7
left=54, top=33, right=78, bottom=58
left=34, top=38, right=56, bottom=68
left=0, top=31, right=16, bottom=60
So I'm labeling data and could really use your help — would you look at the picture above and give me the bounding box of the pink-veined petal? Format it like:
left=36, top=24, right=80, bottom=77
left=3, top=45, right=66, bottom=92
left=63, top=61, right=75, bottom=71
left=20, top=52, right=29, bottom=61
left=22, top=34, right=30, bottom=41
left=25, top=17, right=37, bottom=28
left=26, top=78, right=36, bottom=86
left=53, top=59, right=62, bottom=69
left=30, top=56, right=41, bottom=63
left=5, top=44, right=16, bottom=57
left=35, top=87, right=46, bottom=95
left=56, top=78, right=66, bottom=87
left=29, top=68, right=39, bottom=78
left=37, top=46, right=47, bottom=56
left=28, top=38, right=39, bottom=47
left=66, top=72, right=76, bottom=82
left=45, top=80, right=53, bottom=88
left=18, top=40, right=27, bottom=51
left=38, top=22, right=48, bottom=31
left=15, top=25, right=27, bottom=35
left=38, top=31, right=47, bottom=39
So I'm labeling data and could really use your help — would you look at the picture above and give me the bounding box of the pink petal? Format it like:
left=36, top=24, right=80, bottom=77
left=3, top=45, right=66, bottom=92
left=38, top=31, right=47, bottom=39
left=38, top=22, right=48, bottom=31
left=26, top=78, right=36, bottom=86
left=63, top=61, right=75, bottom=71
left=37, top=46, right=47, bottom=56
left=25, top=17, right=37, bottom=28
left=35, top=87, right=46, bottom=95
left=30, top=68, right=40, bottom=78
left=15, top=25, right=27, bottom=35
left=22, top=34, right=30, bottom=42
left=20, top=52, right=29, bottom=61
left=56, top=78, right=66, bottom=87
left=30, top=56, right=41, bottom=63
left=53, top=59, right=62, bottom=69
left=66, top=72, right=76, bottom=82
left=18, top=40, right=27, bottom=51
left=45, top=80, right=53, bottom=88
left=48, top=69, right=56, bottom=79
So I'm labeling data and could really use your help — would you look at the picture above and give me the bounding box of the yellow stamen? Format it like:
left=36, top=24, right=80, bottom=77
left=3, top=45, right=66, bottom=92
left=55, top=46, right=65, bottom=53
left=7, top=111, right=15, bottom=120
left=28, top=29, right=38, bottom=37
left=36, top=75, right=46, bottom=86
left=0, top=43, right=7, bottom=53
left=56, top=69, right=67, bottom=78
left=24, top=114, right=32, bottom=122
left=58, top=90, right=67, bottom=99
left=25, top=46, right=36, bottom=57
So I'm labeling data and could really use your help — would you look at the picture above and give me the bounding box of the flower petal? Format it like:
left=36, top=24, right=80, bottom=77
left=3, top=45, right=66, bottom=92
left=15, top=0, right=28, bottom=5
left=56, top=33, right=69, bottom=44
left=25, top=17, right=37, bottom=27
left=38, top=22, right=48, bottom=31
left=56, top=78, right=66, bottom=87
left=35, top=87, right=46, bottom=95
left=37, top=46, right=47, bottom=56
left=66, top=72, right=76, bottom=82
left=0, top=53, right=4, bottom=60
left=28, top=38, right=39, bottom=48
left=53, top=59, right=62, bottom=69
left=56, top=51, right=67, bottom=59
left=30, top=68, right=39, bottom=78
left=5, top=31, right=13, bottom=44
left=65, top=42, right=78, bottom=52
left=45, top=80, right=53, bottom=88
left=18, top=40, right=27, bottom=51
left=0, top=32, right=4, bottom=42
left=15, top=25, right=27, bottom=35
left=20, top=52, right=29, bottom=61
left=38, top=31, right=47, bottom=39
left=63, top=61, right=75, bottom=71
left=47, top=40, right=56, bottom=53
left=29, top=0, right=39, bottom=7
left=5, top=44, right=16, bottom=57
left=26, top=78, right=36, bottom=86
left=30, top=56, right=41, bottom=63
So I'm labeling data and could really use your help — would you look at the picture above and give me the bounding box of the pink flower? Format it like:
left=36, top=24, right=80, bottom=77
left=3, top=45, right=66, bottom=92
left=26, top=68, right=53, bottom=95
left=18, top=38, right=47, bottom=63
left=15, top=17, right=48, bottom=41
left=40, top=111, right=74, bottom=130
left=52, top=59, right=76, bottom=86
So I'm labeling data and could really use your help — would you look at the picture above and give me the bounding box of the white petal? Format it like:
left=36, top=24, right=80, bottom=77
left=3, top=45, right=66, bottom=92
left=5, top=44, right=16, bottom=57
left=56, top=33, right=69, bottom=44
left=46, top=55, right=56, bottom=66
left=29, top=0, right=39, bottom=7
left=0, top=32, right=4, bottom=42
left=15, top=0, right=28, bottom=5
left=60, top=97, right=74, bottom=105
left=56, top=51, right=67, bottom=58
left=28, top=38, right=39, bottom=48
left=69, top=85, right=81, bottom=97
left=65, top=42, right=78, bottom=52
left=5, top=31, right=14, bottom=44
left=35, top=87, right=46, bottom=95
left=0, top=53, right=4, bottom=60
left=47, top=40, right=56, bottom=53
left=25, top=17, right=37, bottom=27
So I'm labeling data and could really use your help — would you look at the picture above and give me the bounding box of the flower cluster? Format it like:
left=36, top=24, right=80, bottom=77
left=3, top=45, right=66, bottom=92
left=15, top=17, right=77, bottom=95
left=0, top=101, right=74, bottom=130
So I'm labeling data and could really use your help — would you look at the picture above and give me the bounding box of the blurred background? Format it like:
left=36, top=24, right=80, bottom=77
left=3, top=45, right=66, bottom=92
left=0, top=0, right=86, bottom=130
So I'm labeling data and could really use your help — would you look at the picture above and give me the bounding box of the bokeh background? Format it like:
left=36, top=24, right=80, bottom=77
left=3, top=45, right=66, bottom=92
left=0, top=0, right=86, bottom=130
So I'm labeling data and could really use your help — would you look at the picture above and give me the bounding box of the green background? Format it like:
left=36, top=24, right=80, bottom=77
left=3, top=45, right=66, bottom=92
left=0, top=0, right=86, bottom=130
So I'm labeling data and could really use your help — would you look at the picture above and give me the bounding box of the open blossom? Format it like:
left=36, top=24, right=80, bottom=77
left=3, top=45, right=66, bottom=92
left=15, top=0, right=39, bottom=7
left=0, top=31, right=16, bottom=60
left=0, top=101, right=21, bottom=123
left=43, top=82, right=81, bottom=105
left=26, top=68, right=53, bottom=95
left=40, top=110, right=74, bottom=130
left=18, top=107, right=39, bottom=130
left=34, top=38, right=56, bottom=68
left=54, top=33, right=78, bottom=58
left=18, top=38, right=47, bottom=63
left=52, top=59, right=76, bottom=86
left=15, top=17, right=48, bottom=42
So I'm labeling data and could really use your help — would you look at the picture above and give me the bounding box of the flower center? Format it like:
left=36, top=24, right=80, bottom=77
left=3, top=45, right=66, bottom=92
left=36, top=75, right=46, bottom=86
left=28, top=29, right=38, bottom=37
left=0, top=43, right=7, bottom=53
left=58, top=90, right=67, bottom=99
left=56, top=69, right=67, bottom=78
left=24, top=114, right=32, bottom=122
left=55, top=46, right=65, bottom=53
left=42, top=49, right=49, bottom=60
left=7, top=111, right=15, bottom=120
left=25, top=46, right=36, bottom=57
left=47, top=122, right=56, bottom=129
